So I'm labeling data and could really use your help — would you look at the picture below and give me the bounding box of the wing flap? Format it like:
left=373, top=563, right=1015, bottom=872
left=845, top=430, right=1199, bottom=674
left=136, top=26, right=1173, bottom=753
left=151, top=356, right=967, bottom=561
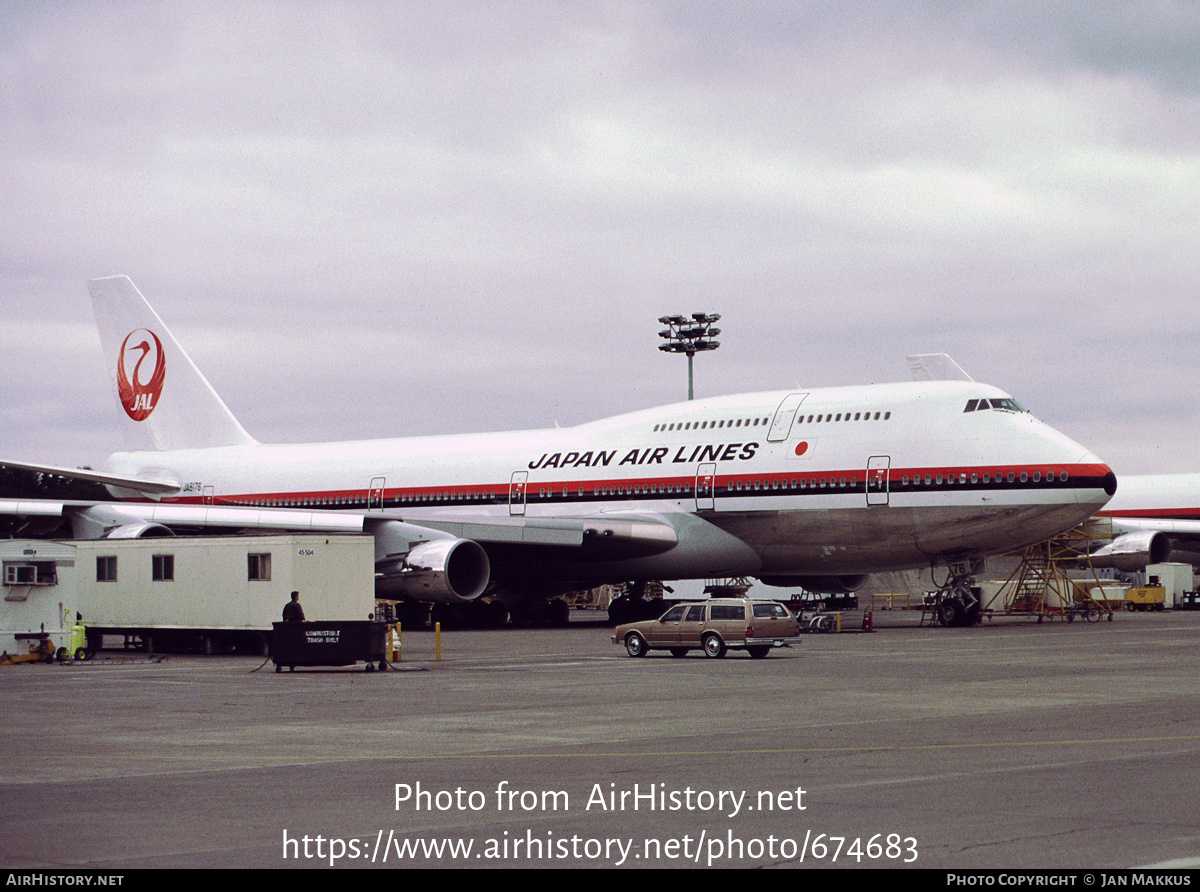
left=0, top=499, right=66, bottom=517
left=74, top=503, right=366, bottom=533
left=397, top=513, right=679, bottom=551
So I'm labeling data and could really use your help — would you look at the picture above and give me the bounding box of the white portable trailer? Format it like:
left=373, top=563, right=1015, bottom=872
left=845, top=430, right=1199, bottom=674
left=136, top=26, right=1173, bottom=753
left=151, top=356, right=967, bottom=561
left=70, top=534, right=375, bottom=654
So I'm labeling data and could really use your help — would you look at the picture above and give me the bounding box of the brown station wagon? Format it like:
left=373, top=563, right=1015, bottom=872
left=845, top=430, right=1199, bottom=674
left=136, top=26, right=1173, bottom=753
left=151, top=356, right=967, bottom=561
left=612, top=598, right=802, bottom=658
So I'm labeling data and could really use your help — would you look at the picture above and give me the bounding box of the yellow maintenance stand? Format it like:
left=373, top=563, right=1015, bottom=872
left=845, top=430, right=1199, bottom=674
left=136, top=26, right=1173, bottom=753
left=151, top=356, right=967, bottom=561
left=985, top=520, right=1115, bottom=623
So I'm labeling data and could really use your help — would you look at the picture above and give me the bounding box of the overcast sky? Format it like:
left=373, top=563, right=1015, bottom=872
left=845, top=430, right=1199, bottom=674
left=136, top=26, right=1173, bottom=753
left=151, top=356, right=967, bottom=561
left=2, top=1, right=1198, bottom=475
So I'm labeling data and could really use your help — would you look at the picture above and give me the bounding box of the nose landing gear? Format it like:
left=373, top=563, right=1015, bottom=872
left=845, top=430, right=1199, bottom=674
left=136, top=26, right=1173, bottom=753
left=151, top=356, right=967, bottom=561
left=932, top=559, right=982, bottom=627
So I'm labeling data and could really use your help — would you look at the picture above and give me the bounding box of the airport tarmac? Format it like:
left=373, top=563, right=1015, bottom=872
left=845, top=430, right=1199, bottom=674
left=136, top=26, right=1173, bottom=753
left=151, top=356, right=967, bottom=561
left=2, top=608, right=1199, bottom=869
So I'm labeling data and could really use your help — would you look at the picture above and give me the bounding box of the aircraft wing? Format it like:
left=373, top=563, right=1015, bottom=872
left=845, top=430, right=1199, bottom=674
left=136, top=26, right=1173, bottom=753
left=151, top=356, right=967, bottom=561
left=1084, top=517, right=1200, bottom=571
left=403, top=512, right=679, bottom=552
left=0, top=499, right=365, bottom=534
left=0, top=499, right=69, bottom=519
left=1110, top=517, right=1200, bottom=544
left=1090, top=474, right=1200, bottom=568
left=0, top=496, right=683, bottom=605
left=0, top=496, right=676, bottom=554
left=1, top=458, right=181, bottom=496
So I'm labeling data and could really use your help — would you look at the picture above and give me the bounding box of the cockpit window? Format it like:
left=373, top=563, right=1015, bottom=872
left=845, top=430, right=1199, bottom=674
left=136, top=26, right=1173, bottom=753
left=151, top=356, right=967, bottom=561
left=964, top=397, right=1027, bottom=413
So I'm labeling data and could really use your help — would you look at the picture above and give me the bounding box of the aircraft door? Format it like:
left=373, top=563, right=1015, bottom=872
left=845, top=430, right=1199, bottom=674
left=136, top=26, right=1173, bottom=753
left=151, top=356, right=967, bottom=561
left=509, top=471, right=528, bottom=516
left=202, top=485, right=214, bottom=506
left=369, top=477, right=386, bottom=511
left=696, top=463, right=716, bottom=511
left=767, top=393, right=809, bottom=442
left=866, top=456, right=890, bottom=506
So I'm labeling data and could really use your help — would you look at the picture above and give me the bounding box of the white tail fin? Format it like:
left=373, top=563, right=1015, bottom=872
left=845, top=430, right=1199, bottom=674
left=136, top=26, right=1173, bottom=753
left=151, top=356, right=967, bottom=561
left=906, top=353, right=975, bottom=383
left=89, top=276, right=257, bottom=452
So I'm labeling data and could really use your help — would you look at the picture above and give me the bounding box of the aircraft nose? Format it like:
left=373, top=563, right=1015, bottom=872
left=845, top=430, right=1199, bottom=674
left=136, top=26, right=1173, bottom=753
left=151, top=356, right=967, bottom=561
left=1102, top=466, right=1118, bottom=497
left=1076, top=452, right=1117, bottom=503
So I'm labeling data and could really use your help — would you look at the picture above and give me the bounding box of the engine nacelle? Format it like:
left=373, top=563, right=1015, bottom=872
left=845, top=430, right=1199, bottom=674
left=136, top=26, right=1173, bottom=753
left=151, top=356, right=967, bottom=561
left=1089, top=531, right=1171, bottom=572
left=375, top=538, right=490, bottom=603
left=757, top=573, right=870, bottom=594
left=103, top=522, right=175, bottom=539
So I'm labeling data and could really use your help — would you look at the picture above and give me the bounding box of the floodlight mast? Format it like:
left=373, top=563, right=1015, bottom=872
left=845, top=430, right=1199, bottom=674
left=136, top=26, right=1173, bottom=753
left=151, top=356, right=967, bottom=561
left=658, top=312, right=721, bottom=400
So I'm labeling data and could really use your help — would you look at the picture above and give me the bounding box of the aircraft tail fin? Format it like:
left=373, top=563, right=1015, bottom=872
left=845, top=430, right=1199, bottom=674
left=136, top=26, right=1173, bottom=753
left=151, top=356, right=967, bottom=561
left=89, top=276, right=258, bottom=452
left=906, top=353, right=975, bottom=383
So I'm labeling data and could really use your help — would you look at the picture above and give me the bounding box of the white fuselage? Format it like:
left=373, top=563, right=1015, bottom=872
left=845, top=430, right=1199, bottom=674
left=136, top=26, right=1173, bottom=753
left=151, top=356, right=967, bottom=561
left=102, top=380, right=1115, bottom=586
left=1101, top=474, right=1200, bottom=523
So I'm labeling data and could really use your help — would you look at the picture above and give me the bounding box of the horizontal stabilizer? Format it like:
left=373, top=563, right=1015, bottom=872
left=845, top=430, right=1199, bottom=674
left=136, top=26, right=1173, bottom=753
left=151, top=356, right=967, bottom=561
left=0, top=458, right=181, bottom=496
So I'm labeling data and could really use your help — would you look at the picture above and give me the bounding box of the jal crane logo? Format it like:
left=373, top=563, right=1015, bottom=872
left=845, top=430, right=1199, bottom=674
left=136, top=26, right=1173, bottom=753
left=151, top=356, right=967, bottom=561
left=117, top=329, right=165, bottom=421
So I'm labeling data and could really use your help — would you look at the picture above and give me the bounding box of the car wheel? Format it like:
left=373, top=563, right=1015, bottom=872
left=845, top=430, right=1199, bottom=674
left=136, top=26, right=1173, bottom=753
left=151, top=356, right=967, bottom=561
left=702, top=634, right=726, bottom=659
left=625, top=632, right=648, bottom=658
left=669, top=648, right=688, bottom=658
left=747, top=646, right=770, bottom=659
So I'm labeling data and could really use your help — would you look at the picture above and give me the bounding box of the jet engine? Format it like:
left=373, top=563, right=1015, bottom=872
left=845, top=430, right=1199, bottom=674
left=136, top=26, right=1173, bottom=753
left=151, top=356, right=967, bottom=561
left=374, top=537, right=491, bottom=603
left=757, top=573, right=870, bottom=594
left=1088, top=531, right=1171, bottom=572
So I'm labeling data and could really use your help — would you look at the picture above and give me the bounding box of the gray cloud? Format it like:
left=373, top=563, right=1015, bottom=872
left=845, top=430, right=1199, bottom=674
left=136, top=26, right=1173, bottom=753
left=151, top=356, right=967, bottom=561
left=2, top=1, right=1198, bottom=475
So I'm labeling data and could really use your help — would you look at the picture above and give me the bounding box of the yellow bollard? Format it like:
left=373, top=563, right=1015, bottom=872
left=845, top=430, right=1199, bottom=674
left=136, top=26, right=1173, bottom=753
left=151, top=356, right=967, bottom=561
left=435, top=622, right=441, bottom=662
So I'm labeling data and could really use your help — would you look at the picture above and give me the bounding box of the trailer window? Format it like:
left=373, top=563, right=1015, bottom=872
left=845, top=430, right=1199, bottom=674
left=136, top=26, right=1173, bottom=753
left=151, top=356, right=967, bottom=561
left=96, top=556, right=117, bottom=582
left=248, top=553, right=272, bottom=581
left=152, top=554, right=174, bottom=581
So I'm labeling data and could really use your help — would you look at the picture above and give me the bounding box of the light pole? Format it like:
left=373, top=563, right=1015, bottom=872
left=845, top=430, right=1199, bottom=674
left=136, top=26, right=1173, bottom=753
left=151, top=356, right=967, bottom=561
left=658, top=313, right=720, bottom=400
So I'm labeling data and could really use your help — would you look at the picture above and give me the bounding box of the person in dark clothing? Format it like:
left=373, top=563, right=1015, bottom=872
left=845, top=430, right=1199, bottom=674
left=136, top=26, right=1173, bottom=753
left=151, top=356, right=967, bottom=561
left=282, top=590, right=305, bottom=622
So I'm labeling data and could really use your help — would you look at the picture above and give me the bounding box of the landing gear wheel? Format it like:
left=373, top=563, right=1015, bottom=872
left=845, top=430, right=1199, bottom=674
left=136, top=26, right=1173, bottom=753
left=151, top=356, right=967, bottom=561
left=669, top=648, right=688, bottom=658
left=547, top=598, right=570, bottom=627
left=702, top=634, right=726, bottom=659
left=937, top=599, right=963, bottom=628
left=747, top=646, right=770, bottom=659
left=625, top=632, right=648, bottom=658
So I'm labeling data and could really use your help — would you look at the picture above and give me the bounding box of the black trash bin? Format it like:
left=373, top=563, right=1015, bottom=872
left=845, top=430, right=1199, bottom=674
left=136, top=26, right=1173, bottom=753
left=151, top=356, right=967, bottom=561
left=271, top=621, right=388, bottom=672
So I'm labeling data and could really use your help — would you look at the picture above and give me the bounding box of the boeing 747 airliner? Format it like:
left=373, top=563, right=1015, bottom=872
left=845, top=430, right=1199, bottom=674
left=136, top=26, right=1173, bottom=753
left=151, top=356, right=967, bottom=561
left=1, top=276, right=1116, bottom=623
